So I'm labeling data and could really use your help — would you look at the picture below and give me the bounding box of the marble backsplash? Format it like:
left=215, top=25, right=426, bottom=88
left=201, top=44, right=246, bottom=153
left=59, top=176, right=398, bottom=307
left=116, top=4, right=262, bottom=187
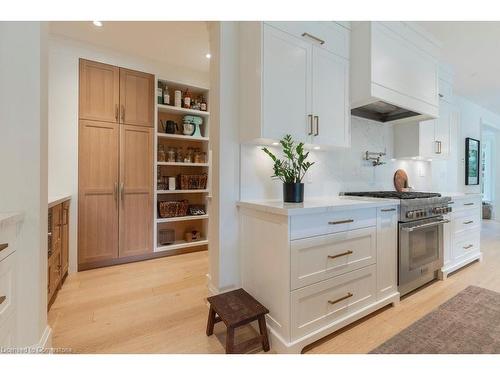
left=240, top=116, right=434, bottom=201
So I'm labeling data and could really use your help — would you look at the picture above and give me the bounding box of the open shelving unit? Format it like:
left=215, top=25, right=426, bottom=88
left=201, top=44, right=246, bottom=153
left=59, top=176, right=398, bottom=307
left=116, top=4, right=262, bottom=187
left=154, top=78, right=210, bottom=254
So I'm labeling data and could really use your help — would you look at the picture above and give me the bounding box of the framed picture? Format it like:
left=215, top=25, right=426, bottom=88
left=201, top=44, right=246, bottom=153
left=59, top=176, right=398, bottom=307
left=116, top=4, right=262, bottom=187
left=465, top=137, right=480, bottom=185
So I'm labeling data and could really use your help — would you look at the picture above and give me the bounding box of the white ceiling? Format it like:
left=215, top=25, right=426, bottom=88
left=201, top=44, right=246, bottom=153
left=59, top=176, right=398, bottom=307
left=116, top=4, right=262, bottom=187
left=50, top=21, right=210, bottom=73
left=419, top=21, right=500, bottom=115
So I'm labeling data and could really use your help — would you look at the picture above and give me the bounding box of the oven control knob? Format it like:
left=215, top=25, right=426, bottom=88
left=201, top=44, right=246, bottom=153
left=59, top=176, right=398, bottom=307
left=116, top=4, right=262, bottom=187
left=406, top=211, right=415, bottom=219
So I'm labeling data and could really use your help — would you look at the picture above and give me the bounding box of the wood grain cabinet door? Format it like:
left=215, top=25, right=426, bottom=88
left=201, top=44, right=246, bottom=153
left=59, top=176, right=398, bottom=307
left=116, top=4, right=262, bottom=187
left=78, top=120, right=120, bottom=267
left=119, top=68, right=154, bottom=127
left=119, top=125, right=153, bottom=257
left=79, top=59, right=120, bottom=123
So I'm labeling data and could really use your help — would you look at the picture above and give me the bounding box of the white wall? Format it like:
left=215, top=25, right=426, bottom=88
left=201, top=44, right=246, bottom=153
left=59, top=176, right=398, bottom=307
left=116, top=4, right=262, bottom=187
left=48, top=35, right=209, bottom=274
left=207, top=22, right=240, bottom=292
left=0, top=22, right=49, bottom=347
left=241, top=116, right=433, bottom=201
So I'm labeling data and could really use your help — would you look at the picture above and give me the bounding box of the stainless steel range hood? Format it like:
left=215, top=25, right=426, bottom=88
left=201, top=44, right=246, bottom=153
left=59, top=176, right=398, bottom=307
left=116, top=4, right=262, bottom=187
left=351, top=101, right=421, bottom=123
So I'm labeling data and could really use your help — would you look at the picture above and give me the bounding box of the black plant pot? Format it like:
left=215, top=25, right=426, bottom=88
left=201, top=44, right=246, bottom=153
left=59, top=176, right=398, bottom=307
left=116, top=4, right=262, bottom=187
left=283, top=183, right=304, bottom=203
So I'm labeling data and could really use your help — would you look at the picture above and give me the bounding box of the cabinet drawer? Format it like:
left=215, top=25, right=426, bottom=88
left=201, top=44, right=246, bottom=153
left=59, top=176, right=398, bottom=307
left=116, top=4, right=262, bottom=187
left=0, top=252, right=16, bottom=326
left=453, top=231, right=480, bottom=262
left=291, top=265, right=376, bottom=340
left=449, top=197, right=481, bottom=213
left=0, top=312, right=16, bottom=349
left=291, top=227, right=376, bottom=289
left=265, top=21, right=349, bottom=59
left=290, top=208, right=376, bottom=240
left=0, top=224, right=16, bottom=263
left=453, top=211, right=481, bottom=234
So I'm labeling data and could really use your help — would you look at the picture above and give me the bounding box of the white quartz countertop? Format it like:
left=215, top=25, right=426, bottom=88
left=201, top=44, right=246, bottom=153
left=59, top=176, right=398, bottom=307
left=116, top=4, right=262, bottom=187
left=49, top=194, right=72, bottom=208
left=0, top=212, right=24, bottom=227
left=237, top=196, right=400, bottom=216
left=438, top=192, right=482, bottom=199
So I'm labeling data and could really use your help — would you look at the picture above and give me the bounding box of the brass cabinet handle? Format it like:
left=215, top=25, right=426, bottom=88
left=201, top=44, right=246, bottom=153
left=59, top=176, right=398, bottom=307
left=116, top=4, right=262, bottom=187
left=314, top=116, right=319, bottom=136
left=381, top=208, right=396, bottom=212
left=120, top=182, right=124, bottom=201
left=308, top=114, right=313, bottom=136
left=114, top=182, right=118, bottom=204
left=463, top=220, right=474, bottom=225
left=328, top=292, right=353, bottom=305
left=328, top=219, right=354, bottom=225
left=121, top=105, right=125, bottom=122
left=0, top=243, right=8, bottom=253
left=0, top=295, right=6, bottom=305
left=115, top=104, right=119, bottom=122
left=328, top=250, right=353, bottom=260
left=301, top=32, right=325, bottom=45
left=464, top=203, right=474, bottom=206
left=463, top=244, right=474, bottom=250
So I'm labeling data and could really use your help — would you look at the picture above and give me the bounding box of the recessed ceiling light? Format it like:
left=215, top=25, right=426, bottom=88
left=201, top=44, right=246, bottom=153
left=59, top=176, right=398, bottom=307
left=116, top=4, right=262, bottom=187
left=313, top=146, right=320, bottom=150
left=93, top=21, right=103, bottom=27
left=205, top=53, right=212, bottom=59
left=271, top=142, right=279, bottom=146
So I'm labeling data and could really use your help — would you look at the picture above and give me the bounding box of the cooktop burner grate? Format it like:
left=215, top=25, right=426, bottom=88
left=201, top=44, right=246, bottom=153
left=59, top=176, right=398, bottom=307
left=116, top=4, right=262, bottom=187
left=344, top=191, right=442, bottom=200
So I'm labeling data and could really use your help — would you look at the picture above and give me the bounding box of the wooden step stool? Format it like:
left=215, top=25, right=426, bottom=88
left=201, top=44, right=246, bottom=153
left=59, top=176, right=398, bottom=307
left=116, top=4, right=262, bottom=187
left=206, top=288, right=270, bottom=354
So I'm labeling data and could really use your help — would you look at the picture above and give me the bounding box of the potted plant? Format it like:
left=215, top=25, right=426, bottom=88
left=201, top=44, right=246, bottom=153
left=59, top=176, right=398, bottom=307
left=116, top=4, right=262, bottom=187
left=262, top=134, right=315, bottom=203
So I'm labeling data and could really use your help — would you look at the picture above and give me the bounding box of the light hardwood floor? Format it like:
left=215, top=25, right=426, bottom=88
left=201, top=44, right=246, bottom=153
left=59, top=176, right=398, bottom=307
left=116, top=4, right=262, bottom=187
left=49, top=220, right=500, bottom=354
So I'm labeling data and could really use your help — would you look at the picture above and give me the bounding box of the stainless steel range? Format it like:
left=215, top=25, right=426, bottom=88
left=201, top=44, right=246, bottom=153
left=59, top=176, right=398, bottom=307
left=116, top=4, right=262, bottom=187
left=343, top=191, right=452, bottom=295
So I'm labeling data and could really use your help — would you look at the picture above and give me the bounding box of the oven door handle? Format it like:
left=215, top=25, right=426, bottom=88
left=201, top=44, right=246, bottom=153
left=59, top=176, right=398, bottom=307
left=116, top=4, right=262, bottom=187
left=402, top=219, right=450, bottom=232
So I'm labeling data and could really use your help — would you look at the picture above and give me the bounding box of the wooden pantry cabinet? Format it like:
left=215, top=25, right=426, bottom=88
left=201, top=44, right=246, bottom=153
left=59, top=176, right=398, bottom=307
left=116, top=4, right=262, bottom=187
left=79, top=59, right=154, bottom=127
left=78, top=59, right=154, bottom=270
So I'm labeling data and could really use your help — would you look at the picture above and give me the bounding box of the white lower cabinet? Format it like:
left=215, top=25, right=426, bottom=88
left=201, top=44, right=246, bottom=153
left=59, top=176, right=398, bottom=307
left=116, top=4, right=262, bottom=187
left=239, top=203, right=400, bottom=353
left=440, top=195, right=482, bottom=279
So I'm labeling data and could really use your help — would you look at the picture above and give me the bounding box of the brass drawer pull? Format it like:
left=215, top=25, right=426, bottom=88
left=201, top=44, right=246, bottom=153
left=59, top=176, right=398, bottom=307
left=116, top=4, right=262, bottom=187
left=328, top=219, right=354, bottom=225
left=464, top=203, right=474, bottom=206
left=328, top=250, right=353, bottom=260
left=463, top=244, right=474, bottom=250
left=0, top=296, right=6, bottom=305
left=381, top=208, right=396, bottom=212
left=464, top=220, right=474, bottom=225
left=0, top=243, right=8, bottom=253
left=328, top=292, right=353, bottom=305
left=301, top=32, right=325, bottom=45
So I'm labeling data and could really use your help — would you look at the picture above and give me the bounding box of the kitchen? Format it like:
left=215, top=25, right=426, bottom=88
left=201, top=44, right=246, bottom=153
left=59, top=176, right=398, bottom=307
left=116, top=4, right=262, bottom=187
left=2, top=11, right=500, bottom=365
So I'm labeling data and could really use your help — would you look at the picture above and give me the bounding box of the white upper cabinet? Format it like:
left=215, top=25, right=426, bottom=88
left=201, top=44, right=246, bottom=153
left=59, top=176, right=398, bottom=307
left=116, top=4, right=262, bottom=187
left=311, top=46, right=350, bottom=147
left=350, top=22, right=440, bottom=123
left=262, top=25, right=312, bottom=143
left=239, top=22, right=350, bottom=148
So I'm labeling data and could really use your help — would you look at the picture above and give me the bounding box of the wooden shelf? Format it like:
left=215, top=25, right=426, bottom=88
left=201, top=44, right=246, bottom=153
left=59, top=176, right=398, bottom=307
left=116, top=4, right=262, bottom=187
left=157, top=133, right=209, bottom=142
left=157, top=104, right=210, bottom=117
left=156, top=189, right=209, bottom=194
left=156, top=215, right=209, bottom=224
left=156, top=238, right=208, bottom=252
left=158, top=162, right=209, bottom=167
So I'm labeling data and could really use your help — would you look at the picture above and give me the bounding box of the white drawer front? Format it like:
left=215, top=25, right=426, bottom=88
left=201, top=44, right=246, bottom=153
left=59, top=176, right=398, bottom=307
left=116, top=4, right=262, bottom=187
left=449, top=196, right=481, bottom=213
left=265, top=21, right=349, bottom=59
left=0, top=252, right=16, bottom=326
left=453, top=231, right=480, bottom=262
left=291, top=265, right=376, bottom=340
left=0, top=312, right=16, bottom=349
left=0, top=224, right=16, bottom=262
left=291, top=227, right=376, bottom=289
left=453, top=211, right=481, bottom=234
left=290, top=208, right=376, bottom=240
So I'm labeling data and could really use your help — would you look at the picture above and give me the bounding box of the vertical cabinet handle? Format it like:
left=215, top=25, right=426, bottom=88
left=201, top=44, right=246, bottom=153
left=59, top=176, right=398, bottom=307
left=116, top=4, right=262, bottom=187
left=308, top=114, right=313, bottom=136
left=121, top=105, right=125, bottom=122
left=314, top=116, right=319, bottom=136
left=120, top=182, right=124, bottom=201
left=115, top=104, right=119, bottom=122
left=114, top=182, right=118, bottom=206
